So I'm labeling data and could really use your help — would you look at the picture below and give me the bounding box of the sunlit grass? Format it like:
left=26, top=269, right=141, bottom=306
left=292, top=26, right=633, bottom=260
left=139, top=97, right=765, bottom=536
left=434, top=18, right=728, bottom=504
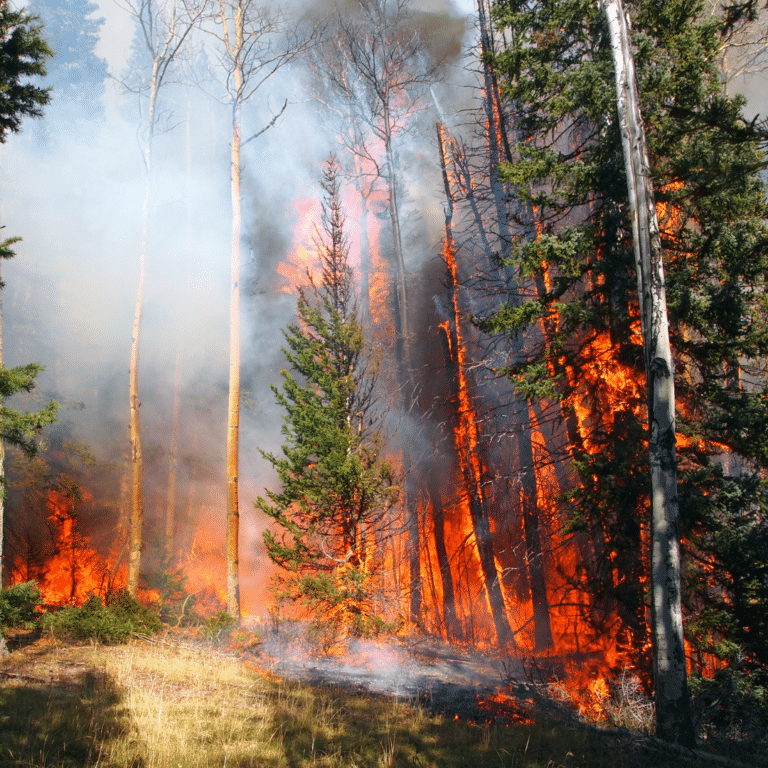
left=0, top=636, right=725, bottom=767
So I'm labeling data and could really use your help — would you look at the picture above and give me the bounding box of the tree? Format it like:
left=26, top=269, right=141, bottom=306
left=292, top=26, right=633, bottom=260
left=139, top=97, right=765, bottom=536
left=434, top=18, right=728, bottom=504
left=0, top=2, right=51, bottom=138
left=0, top=5, right=56, bottom=586
left=599, top=0, right=692, bottom=744
left=314, top=0, right=435, bottom=623
left=0, top=244, right=58, bottom=587
left=205, top=0, right=318, bottom=622
left=485, top=0, right=768, bottom=745
left=117, top=0, right=203, bottom=597
left=257, top=156, right=399, bottom=638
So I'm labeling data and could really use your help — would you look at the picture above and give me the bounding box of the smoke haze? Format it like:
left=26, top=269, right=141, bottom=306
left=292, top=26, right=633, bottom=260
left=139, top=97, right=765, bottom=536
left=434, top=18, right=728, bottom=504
left=1, top=0, right=473, bottom=615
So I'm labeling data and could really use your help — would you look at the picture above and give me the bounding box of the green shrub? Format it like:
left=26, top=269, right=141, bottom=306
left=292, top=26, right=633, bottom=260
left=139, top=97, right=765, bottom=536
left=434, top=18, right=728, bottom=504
left=42, top=591, right=161, bottom=644
left=0, top=581, right=42, bottom=629
left=200, top=610, right=236, bottom=643
left=143, top=565, right=198, bottom=626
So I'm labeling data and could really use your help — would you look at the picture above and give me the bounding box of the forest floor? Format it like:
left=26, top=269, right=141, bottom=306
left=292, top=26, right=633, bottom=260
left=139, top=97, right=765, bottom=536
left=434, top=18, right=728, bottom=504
left=0, top=626, right=755, bottom=768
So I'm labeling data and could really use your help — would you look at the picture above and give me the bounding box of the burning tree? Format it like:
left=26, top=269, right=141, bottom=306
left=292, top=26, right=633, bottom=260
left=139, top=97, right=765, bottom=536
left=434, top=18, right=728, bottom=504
left=257, top=156, right=400, bottom=639
left=313, top=0, right=437, bottom=623
left=483, top=0, right=768, bottom=744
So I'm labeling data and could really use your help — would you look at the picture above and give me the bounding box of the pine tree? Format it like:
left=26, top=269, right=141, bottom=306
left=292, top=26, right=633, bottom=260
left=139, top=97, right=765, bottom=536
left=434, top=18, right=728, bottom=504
left=257, top=156, right=399, bottom=639
left=0, top=1, right=51, bottom=138
left=0, top=7, right=56, bottom=586
left=484, top=0, right=768, bottom=742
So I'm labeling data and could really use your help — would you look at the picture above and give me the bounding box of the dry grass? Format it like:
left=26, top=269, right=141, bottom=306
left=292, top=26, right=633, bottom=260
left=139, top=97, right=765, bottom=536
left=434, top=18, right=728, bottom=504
left=0, top=632, right=731, bottom=768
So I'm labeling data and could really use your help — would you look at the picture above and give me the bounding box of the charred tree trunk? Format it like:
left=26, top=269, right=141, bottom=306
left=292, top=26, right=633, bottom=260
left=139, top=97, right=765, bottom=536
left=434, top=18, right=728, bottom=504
left=438, top=123, right=513, bottom=646
left=517, top=430, right=554, bottom=650
left=427, top=471, right=462, bottom=640
left=477, top=0, right=554, bottom=649
left=601, top=0, right=693, bottom=746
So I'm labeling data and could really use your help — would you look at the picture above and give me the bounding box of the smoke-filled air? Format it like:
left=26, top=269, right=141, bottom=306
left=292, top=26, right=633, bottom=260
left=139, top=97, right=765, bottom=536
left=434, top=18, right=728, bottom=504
left=2, top=0, right=768, bottom=751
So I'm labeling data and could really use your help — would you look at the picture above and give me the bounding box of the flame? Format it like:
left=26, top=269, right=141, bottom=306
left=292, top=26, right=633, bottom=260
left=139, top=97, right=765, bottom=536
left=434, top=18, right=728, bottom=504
left=11, top=486, right=113, bottom=605
left=277, top=197, right=324, bottom=294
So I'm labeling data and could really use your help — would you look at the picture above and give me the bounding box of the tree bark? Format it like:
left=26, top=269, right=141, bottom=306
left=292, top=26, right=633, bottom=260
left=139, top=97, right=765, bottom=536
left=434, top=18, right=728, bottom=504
left=226, top=87, right=242, bottom=623
left=0, top=257, right=4, bottom=588
left=165, top=343, right=182, bottom=561
left=601, top=0, right=694, bottom=746
left=438, top=121, right=514, bottom=647
left=127, top=77, right=155, bottom=595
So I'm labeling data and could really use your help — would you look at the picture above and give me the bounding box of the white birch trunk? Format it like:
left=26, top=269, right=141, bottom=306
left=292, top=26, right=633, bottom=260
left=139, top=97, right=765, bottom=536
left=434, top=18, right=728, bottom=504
left=600, top=0, right=694, bottom=746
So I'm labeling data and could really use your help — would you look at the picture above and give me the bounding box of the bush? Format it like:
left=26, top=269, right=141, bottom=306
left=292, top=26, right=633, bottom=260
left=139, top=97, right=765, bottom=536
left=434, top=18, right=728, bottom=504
left=0, top=581, right=42, bottom=629
left=691, top=665, right=768, bottom=752
left=42, top=591, right=161, bottom=644
left=200, top=610, right=236, bottom=643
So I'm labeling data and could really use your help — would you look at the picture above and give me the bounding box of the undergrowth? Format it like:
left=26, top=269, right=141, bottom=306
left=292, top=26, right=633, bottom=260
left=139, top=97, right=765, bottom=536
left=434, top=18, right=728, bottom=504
left=0, top=581, right=42, bottom=629
left=41, top=590, right=162, bottom=643
left=0, top=636, right=731, bottom=768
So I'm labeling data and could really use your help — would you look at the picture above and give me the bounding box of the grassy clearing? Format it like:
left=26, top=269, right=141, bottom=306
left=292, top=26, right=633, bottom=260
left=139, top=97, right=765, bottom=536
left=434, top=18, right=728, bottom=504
left=0, top=635, right=729, bottom=768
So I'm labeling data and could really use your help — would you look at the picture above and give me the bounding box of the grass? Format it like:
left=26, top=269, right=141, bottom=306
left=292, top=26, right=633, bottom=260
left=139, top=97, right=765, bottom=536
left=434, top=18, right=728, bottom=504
left=0, top=633, right=734, bottom=768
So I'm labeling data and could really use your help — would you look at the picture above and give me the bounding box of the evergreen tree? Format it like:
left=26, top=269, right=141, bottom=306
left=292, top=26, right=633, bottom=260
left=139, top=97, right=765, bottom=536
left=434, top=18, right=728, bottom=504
left=257, top=156, right=399, bottom=638
left=483, top=0, right=768, bottom=735
left=0, top=11, right=56, bottom=585
left=0, top=1, right=51, bottom=138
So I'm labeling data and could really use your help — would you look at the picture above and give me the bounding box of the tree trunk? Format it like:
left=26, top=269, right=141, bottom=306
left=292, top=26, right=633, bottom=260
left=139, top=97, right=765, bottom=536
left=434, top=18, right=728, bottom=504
left=165, top=343, right=182, bottom=561
left=477, top=5, right=555, bottom=648
left=127, top=56, right=161, bottom=597
left=437, top=121, right=514, bottom=647
left=601, top=0, right=693, bottom=746
left=0, top=257, right=4, bottom=588
left=226, top=87, right=242, bottom=623
left=427, top=472, right=462, bottom=640
left=127, top=162, right=150, bottom=598
left=383, top=113, right=420, bottom=624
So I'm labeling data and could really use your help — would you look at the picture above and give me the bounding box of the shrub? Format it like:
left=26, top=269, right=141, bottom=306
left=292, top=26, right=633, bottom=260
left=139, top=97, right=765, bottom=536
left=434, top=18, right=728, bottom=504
left=200, top=610, right=236, bottom=643
left=0, top=581, right=42, bottom=629
left=42, top=591, right=161, bottom=644
left=143, top=558, right=199, bottom=626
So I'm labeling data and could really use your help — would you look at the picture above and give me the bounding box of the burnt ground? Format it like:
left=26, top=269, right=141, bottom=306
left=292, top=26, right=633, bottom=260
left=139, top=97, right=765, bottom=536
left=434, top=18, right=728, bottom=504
left=250, top=631, right=584, bottom=727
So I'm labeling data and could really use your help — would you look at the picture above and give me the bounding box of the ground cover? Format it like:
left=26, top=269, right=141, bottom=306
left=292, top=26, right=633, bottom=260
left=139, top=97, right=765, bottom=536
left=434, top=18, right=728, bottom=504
left=0, top=629, right=743, bottom=768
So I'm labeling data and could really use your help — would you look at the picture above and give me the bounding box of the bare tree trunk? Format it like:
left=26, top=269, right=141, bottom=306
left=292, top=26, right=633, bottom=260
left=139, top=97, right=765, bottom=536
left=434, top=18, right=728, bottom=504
left=127, top=51, right=162, bottom=597
left=0, top=257, right=4, bottom=588
left=427, top=472, right=461, bottom=640
left=165, top=343, right=182, bottom=561
left=601, top=0, right=693, bottom=746
left=382, top=115, right=421, bottom=624
left=226, top=91, right=242, bottom=623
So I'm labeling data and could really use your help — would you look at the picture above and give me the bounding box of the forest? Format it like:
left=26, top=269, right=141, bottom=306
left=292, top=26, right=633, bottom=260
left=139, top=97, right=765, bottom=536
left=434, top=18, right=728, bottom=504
left=0, top=0, right=767, bottom=751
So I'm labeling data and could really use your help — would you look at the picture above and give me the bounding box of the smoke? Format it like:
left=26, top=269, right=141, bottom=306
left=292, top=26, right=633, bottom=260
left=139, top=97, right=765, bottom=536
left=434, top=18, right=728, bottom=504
left=262, top=630, right=512, bottom=700
left=0, top=0, right=471, bottom=614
